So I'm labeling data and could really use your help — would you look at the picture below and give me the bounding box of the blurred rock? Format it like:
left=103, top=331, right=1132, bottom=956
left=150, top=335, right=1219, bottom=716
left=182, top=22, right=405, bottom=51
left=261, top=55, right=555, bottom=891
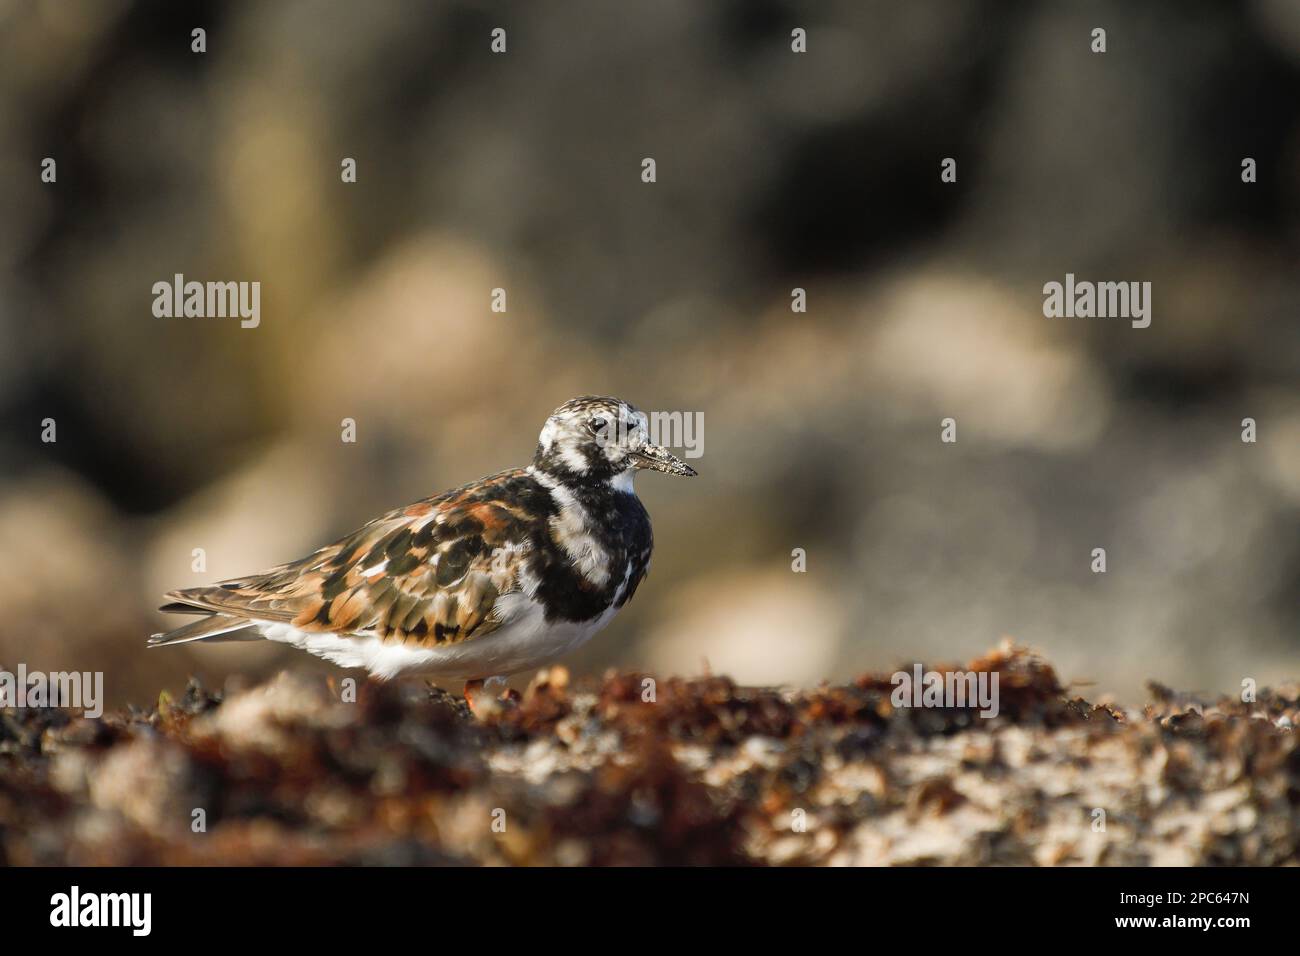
left=0, top=470, right=146, bottom=674
left=643, top=569, right=843, bottom=686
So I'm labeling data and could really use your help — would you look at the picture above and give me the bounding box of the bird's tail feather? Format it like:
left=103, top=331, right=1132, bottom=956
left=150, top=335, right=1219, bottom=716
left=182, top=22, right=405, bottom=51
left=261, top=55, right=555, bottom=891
left=148, top=614, right=262, bottom=646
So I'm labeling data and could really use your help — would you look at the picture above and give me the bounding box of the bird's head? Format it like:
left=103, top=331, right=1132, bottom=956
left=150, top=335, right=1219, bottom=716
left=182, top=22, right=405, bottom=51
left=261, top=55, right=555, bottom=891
left=533, top=396, right=697, bottom=489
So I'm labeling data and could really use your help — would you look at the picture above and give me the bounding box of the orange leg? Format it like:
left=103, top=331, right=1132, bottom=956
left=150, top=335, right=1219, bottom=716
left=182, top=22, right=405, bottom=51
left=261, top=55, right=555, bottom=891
left=463, top=677, right=516, bottom=716
left=463, top=678, right=486, bottom=716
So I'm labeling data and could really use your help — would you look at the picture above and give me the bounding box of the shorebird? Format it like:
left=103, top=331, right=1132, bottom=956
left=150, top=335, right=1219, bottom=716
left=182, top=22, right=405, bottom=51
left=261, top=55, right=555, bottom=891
left=149, top=396, right=697, bottom=711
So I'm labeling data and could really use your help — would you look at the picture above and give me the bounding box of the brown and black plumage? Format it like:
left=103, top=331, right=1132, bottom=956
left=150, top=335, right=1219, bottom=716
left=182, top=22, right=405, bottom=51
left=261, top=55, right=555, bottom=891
left=150, top=397, right=697, bottom=706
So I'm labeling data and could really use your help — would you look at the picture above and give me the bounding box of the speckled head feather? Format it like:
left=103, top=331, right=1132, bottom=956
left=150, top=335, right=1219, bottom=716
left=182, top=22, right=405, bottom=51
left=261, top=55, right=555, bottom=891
left=534, top=395, right=696, bottom=486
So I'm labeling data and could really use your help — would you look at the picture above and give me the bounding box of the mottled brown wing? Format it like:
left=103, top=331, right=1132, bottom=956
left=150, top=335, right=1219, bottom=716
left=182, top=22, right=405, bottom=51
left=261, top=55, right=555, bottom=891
left=163, top=470, right=542, bottom=647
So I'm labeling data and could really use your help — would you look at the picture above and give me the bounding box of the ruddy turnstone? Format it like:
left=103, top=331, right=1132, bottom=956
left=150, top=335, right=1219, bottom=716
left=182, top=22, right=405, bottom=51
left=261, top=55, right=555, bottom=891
left=149, top=397, right=696, bottom=710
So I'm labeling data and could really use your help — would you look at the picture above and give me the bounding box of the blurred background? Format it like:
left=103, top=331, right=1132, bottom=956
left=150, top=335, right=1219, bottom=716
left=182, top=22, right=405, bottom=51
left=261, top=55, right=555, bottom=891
left=1, top=0, right=1297, bottom=707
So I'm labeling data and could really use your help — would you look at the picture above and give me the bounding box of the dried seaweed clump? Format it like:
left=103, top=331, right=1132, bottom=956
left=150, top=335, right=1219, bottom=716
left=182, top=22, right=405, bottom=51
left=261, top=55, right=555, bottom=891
left=0, top=643, right=1296, bottom=865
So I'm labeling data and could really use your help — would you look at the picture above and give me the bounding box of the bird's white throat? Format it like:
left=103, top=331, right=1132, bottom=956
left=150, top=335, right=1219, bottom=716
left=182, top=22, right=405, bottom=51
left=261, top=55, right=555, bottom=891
left=610, top=468, right=636, bottom=494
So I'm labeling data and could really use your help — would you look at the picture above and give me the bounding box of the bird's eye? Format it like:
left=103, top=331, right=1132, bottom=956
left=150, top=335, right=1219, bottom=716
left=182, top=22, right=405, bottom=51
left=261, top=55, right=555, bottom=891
left=588, top=417, right=609, bottom=434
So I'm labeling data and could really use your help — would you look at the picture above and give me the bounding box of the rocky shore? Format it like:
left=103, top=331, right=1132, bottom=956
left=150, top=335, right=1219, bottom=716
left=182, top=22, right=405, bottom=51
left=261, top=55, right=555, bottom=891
left=1, top=643, right=1296, bottom=866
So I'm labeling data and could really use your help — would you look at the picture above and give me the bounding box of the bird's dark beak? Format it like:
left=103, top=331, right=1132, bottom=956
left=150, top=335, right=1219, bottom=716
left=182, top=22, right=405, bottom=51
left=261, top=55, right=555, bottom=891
left=632, top=444, right=698, bottom=477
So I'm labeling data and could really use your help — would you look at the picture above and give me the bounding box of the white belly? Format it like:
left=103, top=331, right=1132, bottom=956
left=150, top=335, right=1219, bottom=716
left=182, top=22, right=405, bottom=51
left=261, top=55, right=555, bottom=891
left=257, top=592, right=622, bottom=682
